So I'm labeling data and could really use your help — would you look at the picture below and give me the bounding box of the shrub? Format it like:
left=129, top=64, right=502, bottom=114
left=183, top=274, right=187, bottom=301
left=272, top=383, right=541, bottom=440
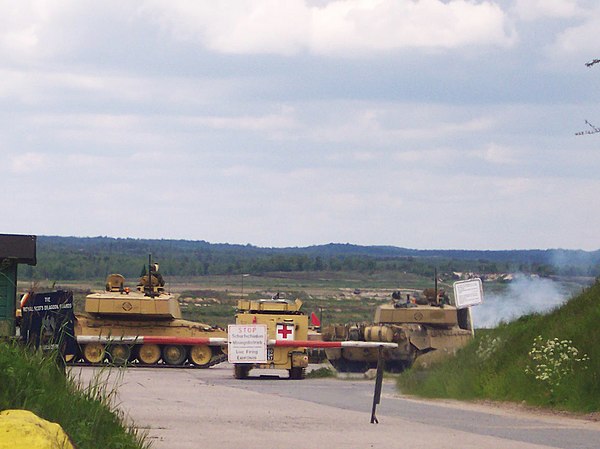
left=525, top=336, right=589, bottom=393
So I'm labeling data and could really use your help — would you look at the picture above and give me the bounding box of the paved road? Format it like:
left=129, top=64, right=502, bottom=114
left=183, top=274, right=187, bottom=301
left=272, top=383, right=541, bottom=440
left=72, top=364, right=600, bottom=449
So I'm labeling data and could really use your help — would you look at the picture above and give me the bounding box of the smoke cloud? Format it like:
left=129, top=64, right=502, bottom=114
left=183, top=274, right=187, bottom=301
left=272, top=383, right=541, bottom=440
left=470, top=276, right=570, bottom=329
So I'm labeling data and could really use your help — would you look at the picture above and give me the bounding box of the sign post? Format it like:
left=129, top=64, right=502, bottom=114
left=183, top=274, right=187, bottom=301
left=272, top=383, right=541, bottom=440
left=453, top=278, right=484, bottom=309
left=370, top=346, right=385, bottom=424
left=227, top=324, right=268, bottom=363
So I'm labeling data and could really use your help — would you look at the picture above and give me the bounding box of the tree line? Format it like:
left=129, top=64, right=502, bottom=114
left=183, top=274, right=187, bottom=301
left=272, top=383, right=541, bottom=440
left=16, top=236, right=600, bottom=281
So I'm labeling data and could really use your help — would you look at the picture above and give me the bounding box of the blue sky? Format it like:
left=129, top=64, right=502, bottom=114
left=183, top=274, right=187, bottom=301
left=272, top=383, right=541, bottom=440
left=1, top=0, right=599, bottom=250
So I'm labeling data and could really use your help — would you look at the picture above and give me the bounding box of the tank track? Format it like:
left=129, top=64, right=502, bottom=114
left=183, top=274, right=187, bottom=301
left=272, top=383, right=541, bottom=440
left=67, top=352, right=228, bottom=369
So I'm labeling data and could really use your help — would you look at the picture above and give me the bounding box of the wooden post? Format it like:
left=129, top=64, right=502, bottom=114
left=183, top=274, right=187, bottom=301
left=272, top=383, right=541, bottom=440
left=370, top=345, right=384, bottom=424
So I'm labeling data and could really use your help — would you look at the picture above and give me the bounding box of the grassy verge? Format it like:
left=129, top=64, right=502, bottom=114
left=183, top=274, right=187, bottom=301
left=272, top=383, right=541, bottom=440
left=306, top=366, right=336, bottom=378
left=397, top=280, right=600, bottom=413
left=0, top=342, right=148, bottom=449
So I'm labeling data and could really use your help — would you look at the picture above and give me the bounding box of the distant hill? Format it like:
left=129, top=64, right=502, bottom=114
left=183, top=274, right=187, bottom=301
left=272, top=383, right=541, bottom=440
left=293, top=243, right=600, bottom=264
left=20, top=235, right=600, bottom=281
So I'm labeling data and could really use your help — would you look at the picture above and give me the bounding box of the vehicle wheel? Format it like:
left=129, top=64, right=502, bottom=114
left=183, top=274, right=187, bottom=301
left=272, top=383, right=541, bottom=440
left=234, top=364, right=250, bottom=379
left=288, top=367, right=306, bottom=380
left=162, top=345, right=187, bottom=365
left=83, top=343, right=105, bottom=364
left=108, top=344, right=131, bottom=366
left=137, top=344, right=161, bottom=365
left=189, top=345, right=212, bottom=367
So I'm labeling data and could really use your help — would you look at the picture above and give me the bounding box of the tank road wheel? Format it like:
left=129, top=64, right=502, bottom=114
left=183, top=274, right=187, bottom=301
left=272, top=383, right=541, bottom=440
left=108, top=344, right=131, bottom=366
left=83, top=343, right=106, bottom=364
left=189, top=345, right=212, bottom=367
left=137, top=344, right=161, bottom=365
left=162, top=345, right=187, bottom=366
left=288, top=367, right=306, bottom=380
left=234, top=364, right=251, bottom=379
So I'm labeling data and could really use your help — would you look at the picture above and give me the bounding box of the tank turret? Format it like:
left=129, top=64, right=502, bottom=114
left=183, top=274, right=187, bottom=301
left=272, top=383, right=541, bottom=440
left=84, top=272, right=181, bottom=320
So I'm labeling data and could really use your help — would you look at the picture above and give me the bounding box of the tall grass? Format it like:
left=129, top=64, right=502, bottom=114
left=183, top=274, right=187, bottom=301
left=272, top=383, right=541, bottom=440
left=397, top=280, right=600, bottom=412
left=0, top=342, right=149, bottom=449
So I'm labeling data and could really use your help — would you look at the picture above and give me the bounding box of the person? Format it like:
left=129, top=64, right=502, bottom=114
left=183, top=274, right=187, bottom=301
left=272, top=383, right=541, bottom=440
left=138, top=262, right=165, bottom=295
left=149, top=263, right=165, bottom=287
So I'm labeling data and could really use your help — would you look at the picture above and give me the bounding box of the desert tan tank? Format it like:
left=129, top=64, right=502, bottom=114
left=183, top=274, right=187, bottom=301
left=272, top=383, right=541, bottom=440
left=322, top=288, right=473, bottom=372
left=73, top=266, right=227, bottom=367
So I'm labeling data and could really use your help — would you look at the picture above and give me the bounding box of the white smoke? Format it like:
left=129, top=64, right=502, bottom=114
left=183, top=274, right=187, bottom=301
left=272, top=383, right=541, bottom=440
left=470, top=275, right=570, bottom=329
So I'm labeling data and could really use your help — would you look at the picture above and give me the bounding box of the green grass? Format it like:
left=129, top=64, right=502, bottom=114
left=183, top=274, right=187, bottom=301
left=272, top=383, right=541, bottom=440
left=0, top=342, right=148, bottom=449
left=397, top=280, right=600, bottom=413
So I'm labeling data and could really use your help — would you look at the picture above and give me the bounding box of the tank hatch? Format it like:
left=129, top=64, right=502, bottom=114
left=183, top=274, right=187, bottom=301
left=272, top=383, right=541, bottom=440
left=237, top=297, right=303, bottom=313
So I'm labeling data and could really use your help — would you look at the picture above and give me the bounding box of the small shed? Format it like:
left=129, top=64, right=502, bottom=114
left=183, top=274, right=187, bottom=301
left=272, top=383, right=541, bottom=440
left=0, top=234, right=36, bottom=336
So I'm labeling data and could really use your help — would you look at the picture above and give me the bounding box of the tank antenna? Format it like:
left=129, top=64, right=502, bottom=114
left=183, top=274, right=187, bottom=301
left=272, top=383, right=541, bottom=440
left=148, top=253, right=155, bottom=298
left=434, top=268, right=438, bottom=305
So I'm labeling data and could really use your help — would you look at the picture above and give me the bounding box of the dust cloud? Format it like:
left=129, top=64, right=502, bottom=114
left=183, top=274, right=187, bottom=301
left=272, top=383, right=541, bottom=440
left=470, top=276, right=570, bottom=329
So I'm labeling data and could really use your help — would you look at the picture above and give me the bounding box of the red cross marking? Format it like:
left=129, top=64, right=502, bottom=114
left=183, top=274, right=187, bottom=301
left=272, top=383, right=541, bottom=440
left=277, top=324, right=293, bottom=339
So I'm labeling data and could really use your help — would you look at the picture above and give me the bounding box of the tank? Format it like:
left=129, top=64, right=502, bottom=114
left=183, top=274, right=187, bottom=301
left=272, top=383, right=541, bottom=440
left=233, top=295, right=309, bottom=379
left=322, top=288, right=473, bottom=372
left=73, top=265, right=227, bottom=367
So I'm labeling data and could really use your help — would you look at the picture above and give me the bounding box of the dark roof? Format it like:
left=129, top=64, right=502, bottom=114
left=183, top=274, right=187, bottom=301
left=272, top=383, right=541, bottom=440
left=0, top=234, right=37, bottom=265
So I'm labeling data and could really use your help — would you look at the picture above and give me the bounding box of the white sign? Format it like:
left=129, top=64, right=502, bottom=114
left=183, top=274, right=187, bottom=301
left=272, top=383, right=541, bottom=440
left=227, top=324, right=268, bottom=363
left=276, top=323, right=295, bottom=341
left=453, top=278, right=484, bottom=309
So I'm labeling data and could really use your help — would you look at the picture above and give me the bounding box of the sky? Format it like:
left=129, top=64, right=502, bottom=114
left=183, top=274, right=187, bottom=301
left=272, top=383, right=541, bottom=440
left=1, top=0, right=599, bottom=251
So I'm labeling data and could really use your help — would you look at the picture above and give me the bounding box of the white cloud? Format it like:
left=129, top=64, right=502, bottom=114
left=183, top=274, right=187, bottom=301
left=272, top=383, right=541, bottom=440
left=392, top=148, right=459, bottom=164
left=351, top=151, right=377, bottom=161
left=188, top=110, right=299, bottom=132
left=309, top=0, right=515, bottom=54
left=512, top=0, right=581, bottom=21
left=0, top=1, right=98, bottom=62
left=0, top=2, right=42, bottom=59
left=475, top=143, right=518, bottom=165
left=492, top=176, right=535, bottom=196
left=294, top=104, right=497, bottom=146
left=551, top=9, right=600, bottom=57
left=9, top=152, right=47, bottom=174
left=143, top=0, right=515, bottom=55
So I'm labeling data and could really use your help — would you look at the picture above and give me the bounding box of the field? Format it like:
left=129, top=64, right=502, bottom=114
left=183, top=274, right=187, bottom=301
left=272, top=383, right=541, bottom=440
left=20, top=270, right=591, bottom=329
left=21, top=270, right=451, bottom=328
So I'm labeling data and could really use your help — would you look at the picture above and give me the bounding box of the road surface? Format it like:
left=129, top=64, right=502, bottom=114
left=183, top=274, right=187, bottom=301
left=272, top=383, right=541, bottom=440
left=72, top=364, right=600, bottom=449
